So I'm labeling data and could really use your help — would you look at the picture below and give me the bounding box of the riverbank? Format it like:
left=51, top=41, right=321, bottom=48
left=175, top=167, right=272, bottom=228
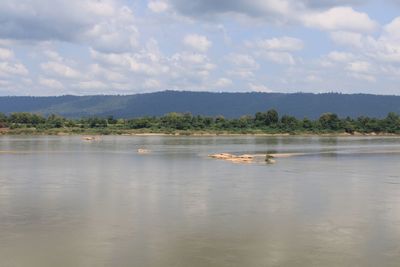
left=0, top=127, right=399, bottom=137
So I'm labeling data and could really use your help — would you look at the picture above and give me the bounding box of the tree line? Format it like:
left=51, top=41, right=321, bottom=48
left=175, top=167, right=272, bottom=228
left=1, top=110, right=400, bottom=134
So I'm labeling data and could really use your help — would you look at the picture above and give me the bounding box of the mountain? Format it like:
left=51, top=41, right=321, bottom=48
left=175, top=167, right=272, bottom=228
left=0, top=91, right=400, bottom=119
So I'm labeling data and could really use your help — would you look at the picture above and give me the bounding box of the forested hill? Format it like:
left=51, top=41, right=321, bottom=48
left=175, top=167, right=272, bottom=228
left=1, top=91, right=400, bottom=119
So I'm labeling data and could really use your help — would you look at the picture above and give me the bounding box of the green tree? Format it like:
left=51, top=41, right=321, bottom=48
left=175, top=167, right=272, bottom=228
left=9, top=112, right=45, bottom=126
left=343, top=117, right=355, bottom=134
left=47, top=114, right=65, bottom=128
left=107, top=115, right=117, bottom=124
left=214, top=115, right=227, bottom=129
left=356, top=116, right=371, bottom=133
left=301, top=118, right=314, bottom=131
left=161, top=113, right=189, bottom=130
left=255, top=109, right=279, bottom=127
left=128, top=117, right=153, bottom=129
left=382, top=112, right=400, bottom=133
left=266, top=109, right=279, bottom=125
left=280, top=115, right=298, bottom=131
left=87, top=117, right=107, bottom=128
left=0, top=113, right=7, bottom=128
left=319, top=113, right=341, bottom=131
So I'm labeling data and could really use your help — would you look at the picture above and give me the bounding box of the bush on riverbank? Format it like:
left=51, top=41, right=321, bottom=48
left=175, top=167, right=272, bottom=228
left=0, top=110, right=399, bottom=135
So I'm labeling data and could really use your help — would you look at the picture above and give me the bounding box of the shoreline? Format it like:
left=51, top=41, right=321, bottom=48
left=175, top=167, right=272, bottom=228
left=1, top=128, right=400, bottom=138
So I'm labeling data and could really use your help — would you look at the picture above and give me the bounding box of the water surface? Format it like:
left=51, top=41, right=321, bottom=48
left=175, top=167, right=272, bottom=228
left=1, top=136, right=400, bottom=267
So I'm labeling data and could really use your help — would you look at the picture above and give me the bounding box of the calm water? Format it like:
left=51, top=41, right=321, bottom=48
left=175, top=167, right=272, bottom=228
left=1, top=136, right=400, bottom=267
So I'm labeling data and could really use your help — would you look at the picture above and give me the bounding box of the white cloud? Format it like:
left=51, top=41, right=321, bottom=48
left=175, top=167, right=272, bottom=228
left=77, top=80, right=108, bottom=90
left=84, top=6, right=139, bottom=53
left=43, top=50, right=64, bottom=62
left=229, top=54, right=259, bottom=69
left=148, top=1, right=169, bottom=13
left=168, top=0, right=293, bottom=21
left=373, top=17, right=400, bottom=63
left=0, top=1, right=139, bottom=53
left=173, top=52, right=207, bottom=64
left=305, top=74, right=321, bottom=82
left=41, top=61, right=81, bottom=79
left=330, top=31, right=364, bottom=47
left=91, top=48, right=168, bottom=77
left=1, top=0, right=400, bottom=95
left=227, top=53, right=260, bottom=80
left=327, top=51, right=355, bottom=62
left=227, top=70, right=255, bottom=79
left=261, top=51, right=296, bottom=65
left=0, top=46, right=30, bottom=93
left=248, top=83, right=271, bottom=92
left=349, top=73, right=376, bottom=82
left=0, top=79, right=11, bottom=86
left=183, top=34, right=212, bottom=52
left=302, top=7, right=378, bottom=33
left=128, top=58, right=165, bottom=76
left=382, top=17, right=400, bottom=41
left=345, top=60, right=376, bottom=82
left=169, top=51, right=215, bottom=85
left=90, top=41, right=217, bottom=92
left=90, top=49, right=130, bottom=67
left=329, top=17, right=400, bottom=64
left=346, top=61, right=372, bottom=73
left=168, top=1, right=377, bottom=35
left=0, top=0, right=116, bottom=41
left=247, top=36, right=304, bottom=51
left=245, top=36, right=302, bottom=65
left=88, top=64, right=126, bottom=82
left=143, top=78, right=161, bottom=89
left=0, top=47, right=14, bottom=60
left=39, top=77, right=64, bottom=90
left=310, top=16, right=400, bottom=88
left=215, top=78, right=233, bottom=88
left=0, top=62, right=29, bottom=77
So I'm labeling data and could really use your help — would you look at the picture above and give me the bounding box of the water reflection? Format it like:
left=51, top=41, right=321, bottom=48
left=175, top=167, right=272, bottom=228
left=1, top=136, right=400, bottom=266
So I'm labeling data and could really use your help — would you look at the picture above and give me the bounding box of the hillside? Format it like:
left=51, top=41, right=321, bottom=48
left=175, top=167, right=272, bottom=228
left=0, top=91, right=399, bottom=119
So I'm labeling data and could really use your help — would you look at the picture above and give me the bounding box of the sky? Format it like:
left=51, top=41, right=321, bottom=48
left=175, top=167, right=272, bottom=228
left=1, top=0, right=400, bottom=96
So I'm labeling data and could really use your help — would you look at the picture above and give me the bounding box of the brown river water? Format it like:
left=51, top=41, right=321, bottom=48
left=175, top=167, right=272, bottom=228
left=1, top=136, right=400, bottom=267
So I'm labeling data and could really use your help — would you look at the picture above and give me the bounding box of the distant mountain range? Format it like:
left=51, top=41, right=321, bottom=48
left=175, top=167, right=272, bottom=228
left=0, top=91, right=399, bottom=119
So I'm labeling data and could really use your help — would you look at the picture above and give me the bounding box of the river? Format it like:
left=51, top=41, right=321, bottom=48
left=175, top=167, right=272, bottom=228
left=1, top=136, right=400, bottom=266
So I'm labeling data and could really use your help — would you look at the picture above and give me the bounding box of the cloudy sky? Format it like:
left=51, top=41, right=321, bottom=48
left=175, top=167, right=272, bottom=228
left=1, top=0, right=400, bottom=95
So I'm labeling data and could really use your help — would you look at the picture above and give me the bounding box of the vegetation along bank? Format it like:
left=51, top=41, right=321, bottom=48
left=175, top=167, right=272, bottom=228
left=1, top=109, right=400, bottom=135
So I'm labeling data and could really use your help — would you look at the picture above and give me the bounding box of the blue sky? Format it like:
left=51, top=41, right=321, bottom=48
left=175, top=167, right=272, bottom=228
left=1, top=0, right=400, bottom=95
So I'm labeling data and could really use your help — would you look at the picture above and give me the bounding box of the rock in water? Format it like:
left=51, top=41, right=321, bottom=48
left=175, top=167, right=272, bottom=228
left=138, top=148, right=151, bottom=154
left=208, top=153, right=253, bottom=163
left=265, top=154, right=276, bottom=164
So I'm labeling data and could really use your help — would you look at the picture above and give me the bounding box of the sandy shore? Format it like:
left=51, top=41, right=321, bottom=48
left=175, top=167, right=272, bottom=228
left=2, top=130, right=400, bottom=137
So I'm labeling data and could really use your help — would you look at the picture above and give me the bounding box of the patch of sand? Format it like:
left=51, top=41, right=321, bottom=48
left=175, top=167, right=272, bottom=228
left=209, top=153, right=274, bottom=164
left=137, top=148, right=151, bottom=154
left=82, top=136, right=101, bottom=141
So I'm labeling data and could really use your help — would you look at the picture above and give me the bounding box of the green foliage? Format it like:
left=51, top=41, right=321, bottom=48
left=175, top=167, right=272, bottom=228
left=82, top=117, right=108, bottom=128
left=161, top=112, right=193, bottom=130
left=255, top=109, right=279, bottom=127
left=107, top=116, right=117, bottom=124
left=9, top=112, right=46, bottom=125
left=127, top=117, right=155, bottom=129
left=2, top=110, right=400, bottom=135
left=0, top=112, right=7, bottom=128
left=301, top=118, right=314, bottom=131
left=280, top=115, right=298, bottom=132
left=318, top=113, right=341, bottom=131
left=47, top=114, right=65, bottom=128
left=382, top=112, right=400, bottom=133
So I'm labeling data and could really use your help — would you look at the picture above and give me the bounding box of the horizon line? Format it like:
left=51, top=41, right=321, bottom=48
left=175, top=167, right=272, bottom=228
left=1, top=90, right=399, bottom=98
